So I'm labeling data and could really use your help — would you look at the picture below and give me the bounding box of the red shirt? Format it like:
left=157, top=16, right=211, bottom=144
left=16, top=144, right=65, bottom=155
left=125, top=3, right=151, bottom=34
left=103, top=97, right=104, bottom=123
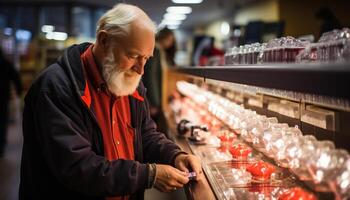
left=81, top=45, right=134, bottom=200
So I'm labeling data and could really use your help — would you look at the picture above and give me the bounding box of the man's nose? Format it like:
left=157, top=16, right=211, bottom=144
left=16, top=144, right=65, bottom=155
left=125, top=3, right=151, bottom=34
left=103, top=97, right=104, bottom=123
left=132, top=58, right=146, bottom=75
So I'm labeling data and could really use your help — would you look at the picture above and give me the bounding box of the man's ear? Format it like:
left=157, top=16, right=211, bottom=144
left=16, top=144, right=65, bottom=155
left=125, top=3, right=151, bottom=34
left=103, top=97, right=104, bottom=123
left=96, top=30, right=110, bottom=50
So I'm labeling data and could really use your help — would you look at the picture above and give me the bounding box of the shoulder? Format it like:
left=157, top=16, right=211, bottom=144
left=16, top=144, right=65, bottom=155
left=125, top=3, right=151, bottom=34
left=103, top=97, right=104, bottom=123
left=37, top=63, right=70, bottom=91
left=26, top=62, right=74, bottom=103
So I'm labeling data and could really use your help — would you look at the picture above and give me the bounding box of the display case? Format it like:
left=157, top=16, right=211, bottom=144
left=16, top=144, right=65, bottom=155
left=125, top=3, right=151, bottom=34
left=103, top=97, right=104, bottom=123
left=164, top=63, right=350, bottom=200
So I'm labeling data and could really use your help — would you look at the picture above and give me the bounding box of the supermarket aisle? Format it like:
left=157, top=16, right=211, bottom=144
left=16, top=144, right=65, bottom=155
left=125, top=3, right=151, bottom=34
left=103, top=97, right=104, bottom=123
left=0, top=99, right=22, bottom=200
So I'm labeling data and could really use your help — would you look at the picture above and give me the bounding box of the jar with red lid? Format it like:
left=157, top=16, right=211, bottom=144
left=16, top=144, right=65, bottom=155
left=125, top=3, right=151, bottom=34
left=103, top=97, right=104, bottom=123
left=229, top=143, right=252, bottom=160
left=246, top=160, right=275, bottom=182
left=218, top=130, right=236, bottom=144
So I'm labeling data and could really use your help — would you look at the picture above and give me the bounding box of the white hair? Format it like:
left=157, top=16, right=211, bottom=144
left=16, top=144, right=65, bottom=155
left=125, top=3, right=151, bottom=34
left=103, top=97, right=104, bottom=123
left=96, top=3, right=156, bottom=37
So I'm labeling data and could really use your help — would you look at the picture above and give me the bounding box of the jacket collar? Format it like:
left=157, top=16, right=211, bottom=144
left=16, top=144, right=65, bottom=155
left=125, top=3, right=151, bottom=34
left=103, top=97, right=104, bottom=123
left=80, top=44, right=106, bottom=91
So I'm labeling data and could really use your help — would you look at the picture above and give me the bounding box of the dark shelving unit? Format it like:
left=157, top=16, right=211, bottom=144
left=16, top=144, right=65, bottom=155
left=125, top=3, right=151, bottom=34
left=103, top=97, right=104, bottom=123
left=175, top=63, right=350, bottom=100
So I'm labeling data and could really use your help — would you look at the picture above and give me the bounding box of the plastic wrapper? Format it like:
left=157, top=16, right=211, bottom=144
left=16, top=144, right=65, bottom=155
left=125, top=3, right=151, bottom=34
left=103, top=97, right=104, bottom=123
left=262, top=36, right=308, bottom=63
left=229, top=143, right=253, bottom=161
left=307, top=148, right=349, bottom=192
left=224, top=43, right=263, bottom=65
left=246, top=160, right=276, bottom=182
left=331, top=158, right=350, bottom=200
left=208, top=160, right=296, bottom=200
left=277, top=187, right=318, bottom=200
left=297, top=28, right=350, bottom=63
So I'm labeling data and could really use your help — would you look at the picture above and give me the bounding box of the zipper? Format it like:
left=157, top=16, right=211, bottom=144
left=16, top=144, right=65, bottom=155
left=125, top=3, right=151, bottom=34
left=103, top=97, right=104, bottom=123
left=62, top=48, right=105, bottom=156
left=132, top=87, right=146, bottom=162
left=79, top=98, right=104, bottom=156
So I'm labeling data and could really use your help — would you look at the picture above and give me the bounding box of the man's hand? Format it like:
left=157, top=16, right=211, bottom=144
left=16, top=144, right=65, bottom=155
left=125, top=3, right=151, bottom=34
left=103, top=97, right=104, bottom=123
left=174, top=154, right=203, bottom=181
left=154, top=164, right=189, bottom=192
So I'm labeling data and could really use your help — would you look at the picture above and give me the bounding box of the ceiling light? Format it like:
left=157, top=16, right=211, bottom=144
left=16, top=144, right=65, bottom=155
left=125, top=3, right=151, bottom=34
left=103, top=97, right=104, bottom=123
left=233, top=29, right=241, bottom=37
left=166, top=6, right=192, bottom=14
left=16, top=29, right=32, bottom=41
left=157, top=23, right=166, bottom=30
left=164, top=13, right=187, bottom=21
left=167, top=25, right=179, bottom=30
left=41, top=25, right=55, bottom=33
left=161, top=20, right=182, bottom=26
left=4, top=27, right=12, bottom=36
left=221, top=21, right=230, bottom=36
left=46, top=31, right=68, bottom=41
left=172, top=0, right=203, bottom=4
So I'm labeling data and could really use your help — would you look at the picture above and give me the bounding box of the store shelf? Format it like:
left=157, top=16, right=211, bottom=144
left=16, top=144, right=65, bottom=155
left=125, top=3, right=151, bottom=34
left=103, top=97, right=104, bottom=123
left=175, top=63, right=350, bottom=100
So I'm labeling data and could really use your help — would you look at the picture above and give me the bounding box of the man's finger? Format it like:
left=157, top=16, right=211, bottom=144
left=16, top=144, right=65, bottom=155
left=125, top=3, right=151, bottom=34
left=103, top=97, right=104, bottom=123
left=176, top=161, right=190, bottom=173
left=189, top=159, right=202, bottom=174
left=186, top=156, right=203, bottom=181
left=171, top=169, right=189, bottom=184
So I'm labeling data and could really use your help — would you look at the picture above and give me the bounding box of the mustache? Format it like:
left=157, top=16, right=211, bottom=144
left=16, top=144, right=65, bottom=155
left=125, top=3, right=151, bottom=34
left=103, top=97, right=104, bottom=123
left=101, top=50, right=142, bottom=96
left=102, top=52, right=139, bottom=78
left=125, top=69, right=140, bottom=77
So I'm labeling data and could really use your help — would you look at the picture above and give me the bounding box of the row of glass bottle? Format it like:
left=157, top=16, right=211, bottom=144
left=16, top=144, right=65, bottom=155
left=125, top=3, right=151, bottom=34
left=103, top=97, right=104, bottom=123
left=224, top=28, right=350, bottom=65
left=176, top=81, right=350, bottom=199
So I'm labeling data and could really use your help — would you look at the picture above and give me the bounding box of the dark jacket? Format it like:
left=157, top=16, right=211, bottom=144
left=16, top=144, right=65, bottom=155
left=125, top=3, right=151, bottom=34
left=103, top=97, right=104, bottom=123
left=20, top=43, right=183, bottom=200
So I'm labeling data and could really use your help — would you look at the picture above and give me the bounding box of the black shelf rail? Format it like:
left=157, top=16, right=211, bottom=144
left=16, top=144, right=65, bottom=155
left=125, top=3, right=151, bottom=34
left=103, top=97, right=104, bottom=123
left=175, top=63, right=350, bottom=100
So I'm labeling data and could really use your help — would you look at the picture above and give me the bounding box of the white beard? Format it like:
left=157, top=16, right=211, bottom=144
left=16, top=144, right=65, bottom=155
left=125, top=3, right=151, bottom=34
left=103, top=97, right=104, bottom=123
left=102, top=50, right=141, bottom=96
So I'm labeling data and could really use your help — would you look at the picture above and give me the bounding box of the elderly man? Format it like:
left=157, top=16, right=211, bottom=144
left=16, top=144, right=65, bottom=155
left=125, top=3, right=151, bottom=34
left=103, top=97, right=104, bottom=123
left=20, top=3, right=202, bottom=200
